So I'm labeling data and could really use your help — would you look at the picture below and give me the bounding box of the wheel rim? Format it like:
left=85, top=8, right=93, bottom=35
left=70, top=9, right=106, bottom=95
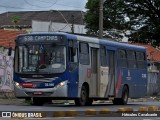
left=80, top=88, right=87, bottom=104
left=123, top=89, right=128, bottom=103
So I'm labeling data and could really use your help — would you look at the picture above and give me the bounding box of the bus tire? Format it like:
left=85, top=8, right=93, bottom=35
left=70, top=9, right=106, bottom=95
left=32, top=97, right=44, bottom=106
left=86, top=98, right=93, bottom=106
left=112, top=98, right=120, bottom=105
left=75, top=86, right=89, bottom=106
left=121, top=85, right=129, bottom=105
left=113, top=86, right=129, bottom=105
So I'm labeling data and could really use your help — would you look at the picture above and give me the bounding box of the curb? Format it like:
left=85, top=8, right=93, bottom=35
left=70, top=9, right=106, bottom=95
left=51, top=106, right=160, bottom=117
left=2, top=106, right=159, bottom=118
left=85, top=109, right=96, bottom=116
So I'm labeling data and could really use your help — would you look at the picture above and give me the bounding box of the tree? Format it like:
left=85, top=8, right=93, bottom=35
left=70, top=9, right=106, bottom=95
left=85, top=0, right=99, bottom=35
left=84, top=0, right=160, bottom=46
left=11, top=15, right=21, bottom=30
left=85, top=0, right=127, bottom=40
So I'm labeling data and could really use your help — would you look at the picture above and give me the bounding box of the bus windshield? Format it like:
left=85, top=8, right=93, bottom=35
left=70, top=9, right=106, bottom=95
left=15, top=44, right=66, bottom=74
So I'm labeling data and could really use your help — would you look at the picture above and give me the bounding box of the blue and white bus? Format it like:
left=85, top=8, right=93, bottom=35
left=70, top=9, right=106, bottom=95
left=13, top=32, right=147, bottom=105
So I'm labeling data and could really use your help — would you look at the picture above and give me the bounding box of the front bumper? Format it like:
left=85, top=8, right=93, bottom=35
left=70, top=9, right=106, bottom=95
left=14, top=81, right=68, bottom=98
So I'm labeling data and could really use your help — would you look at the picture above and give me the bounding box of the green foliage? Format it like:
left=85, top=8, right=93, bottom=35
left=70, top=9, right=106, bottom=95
left=85, top=0, right=99, bottom=35
left=84, top=0, right=160, bottom=46
left=11, top=15, right=21, bottom=24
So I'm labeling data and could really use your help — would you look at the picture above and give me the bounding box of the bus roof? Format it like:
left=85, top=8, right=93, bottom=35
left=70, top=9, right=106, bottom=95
left=75, top=34, right=146, bottom=52
left=100, top=39, right=146, bottom=52
left=16, top=32, right=146, bottom=52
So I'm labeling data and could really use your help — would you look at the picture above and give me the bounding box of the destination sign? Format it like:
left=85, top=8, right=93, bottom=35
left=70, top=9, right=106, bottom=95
left=17, top=35, right=64, bottom=43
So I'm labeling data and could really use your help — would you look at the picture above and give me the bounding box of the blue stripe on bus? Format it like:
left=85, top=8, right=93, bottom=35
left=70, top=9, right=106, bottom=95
left=68, top=68, right=79, bottom=98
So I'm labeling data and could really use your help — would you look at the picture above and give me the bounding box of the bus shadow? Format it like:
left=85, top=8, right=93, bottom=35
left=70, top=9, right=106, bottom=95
left=43, top=102, right=146, bottom=107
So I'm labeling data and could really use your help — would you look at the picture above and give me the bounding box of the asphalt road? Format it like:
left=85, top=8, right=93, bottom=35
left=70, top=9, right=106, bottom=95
left=0, top=101, right=160, bottom=111
left=0, top=101, right=160, bottom=119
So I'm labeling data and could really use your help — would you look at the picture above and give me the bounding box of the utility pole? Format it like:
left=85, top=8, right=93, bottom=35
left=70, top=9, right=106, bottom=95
left=71, top=15, right=74, bottom=33
left=99, top=0, right=103, bottom=39
left=48, top=10, right=53, bottom=32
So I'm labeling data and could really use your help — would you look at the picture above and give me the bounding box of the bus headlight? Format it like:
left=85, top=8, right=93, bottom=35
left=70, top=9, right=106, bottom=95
left=15, top=82, right=22, bottom=88
left=15, top=82, right=20, bottom=86
left=60, top=81, right=66, bottom=86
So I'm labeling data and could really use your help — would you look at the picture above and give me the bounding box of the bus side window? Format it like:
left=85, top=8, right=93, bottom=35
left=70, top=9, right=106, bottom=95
left=79, top=42, right=89, bottom=65
left=100, top=46, right=107, bottom=66
left=118, top=49, right=127, bottom=68
left=69, top=40, right=78, bottom=71
left=127, top=50, right=137, bottom=69
left=136, top=52, right=145, bottom=69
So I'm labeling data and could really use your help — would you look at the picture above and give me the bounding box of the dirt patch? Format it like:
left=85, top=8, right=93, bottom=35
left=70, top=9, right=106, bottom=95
left=0, top=92, right=26, bottom=105
left=0, top=98, right=26, bottom=105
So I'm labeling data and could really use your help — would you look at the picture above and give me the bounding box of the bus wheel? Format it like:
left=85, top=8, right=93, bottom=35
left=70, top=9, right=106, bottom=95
left=113, top=86, right=129, bottom=105
left=121, top=86, right=129, bottom=105
left=32, top=98, right=44, bottom=106
left=75, top=86, right=89, bottom=106
left=86, top=98, right=93, bottom=106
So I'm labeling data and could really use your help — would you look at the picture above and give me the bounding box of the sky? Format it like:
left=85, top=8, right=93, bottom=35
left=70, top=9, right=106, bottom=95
left=0, top=0, right=88, bottom=13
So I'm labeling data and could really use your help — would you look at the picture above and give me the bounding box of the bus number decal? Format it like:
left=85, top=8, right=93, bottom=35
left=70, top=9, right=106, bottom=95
left=142, top=74, right=147, bottom=78
left=45, top=83, right=54, bottom=87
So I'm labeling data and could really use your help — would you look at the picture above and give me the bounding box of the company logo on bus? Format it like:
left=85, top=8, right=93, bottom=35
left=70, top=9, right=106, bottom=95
left=127, top=70, right=131, bottom=80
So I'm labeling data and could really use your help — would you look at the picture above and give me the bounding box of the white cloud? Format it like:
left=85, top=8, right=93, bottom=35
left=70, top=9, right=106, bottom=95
left=0, top=0, right=87, bottom=13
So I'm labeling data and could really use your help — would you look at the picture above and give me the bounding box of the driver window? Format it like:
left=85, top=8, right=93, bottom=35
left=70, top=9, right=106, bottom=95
left=69, top=40, right=78, bottom=71
left=54, top=51, right=64, bottom=63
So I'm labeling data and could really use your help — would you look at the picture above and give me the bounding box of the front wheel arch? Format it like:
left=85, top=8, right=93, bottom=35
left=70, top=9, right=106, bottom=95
left=75, top=82, right=92, bottom=106
left=113, top=85, right=129, bottom=105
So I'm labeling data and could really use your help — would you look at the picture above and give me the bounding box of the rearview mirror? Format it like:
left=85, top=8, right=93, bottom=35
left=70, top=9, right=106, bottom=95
left=72, top=48, right=76, bottom=56
left=8, top=47, right=12, bottom=56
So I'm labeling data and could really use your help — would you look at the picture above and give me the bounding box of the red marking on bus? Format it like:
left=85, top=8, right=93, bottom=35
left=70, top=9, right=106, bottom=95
left=21, top=83, right=33, bottom=88
left=116, top=70, right=122, bottom=97
left=87, top=68, right=91, bottom=78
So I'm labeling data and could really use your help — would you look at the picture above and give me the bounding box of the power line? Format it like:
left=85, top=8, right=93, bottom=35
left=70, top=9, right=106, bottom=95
left=0, top=4, right=44, bottom=11
left=35, top=0, right=83, bottom=9
left=0, top=3, right=83, bottom=13
left=0, top=1, right=85, bottom=13
left=49, top=10, right=72, bottom=32
left=23, top=0, right=58, bottom=8
left=0, top=2, right=82, bottom=33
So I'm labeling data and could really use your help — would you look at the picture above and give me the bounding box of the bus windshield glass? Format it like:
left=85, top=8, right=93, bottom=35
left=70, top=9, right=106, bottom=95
left=15, top=44, right=66, bottom=74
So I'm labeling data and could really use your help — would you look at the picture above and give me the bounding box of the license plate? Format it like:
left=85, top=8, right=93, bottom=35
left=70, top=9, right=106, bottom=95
left=33, top=91, right=43, bottom=95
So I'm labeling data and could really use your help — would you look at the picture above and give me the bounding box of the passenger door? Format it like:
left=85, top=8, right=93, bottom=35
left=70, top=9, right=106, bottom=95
left=90, top=48, right=99, bottom=97
left=99, top=46, right=109, bottom=97
left=105, top=48, right=116, bottom=97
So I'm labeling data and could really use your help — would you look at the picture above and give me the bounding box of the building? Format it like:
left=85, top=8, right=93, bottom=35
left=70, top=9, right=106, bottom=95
left=0, top=10, right=85, bottom=33
left=0, top=29, right=26, bottom=49
left=0, top=30, right=26, bottom=92
left=32, top=20, right=87, bottom=34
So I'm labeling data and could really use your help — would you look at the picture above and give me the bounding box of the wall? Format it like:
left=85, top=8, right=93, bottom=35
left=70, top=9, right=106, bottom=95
left=32, top=20, right=87, bottom=34
left=0, top=47, right=14, bottom=92
left=147, top=62, right=160, bottom=96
